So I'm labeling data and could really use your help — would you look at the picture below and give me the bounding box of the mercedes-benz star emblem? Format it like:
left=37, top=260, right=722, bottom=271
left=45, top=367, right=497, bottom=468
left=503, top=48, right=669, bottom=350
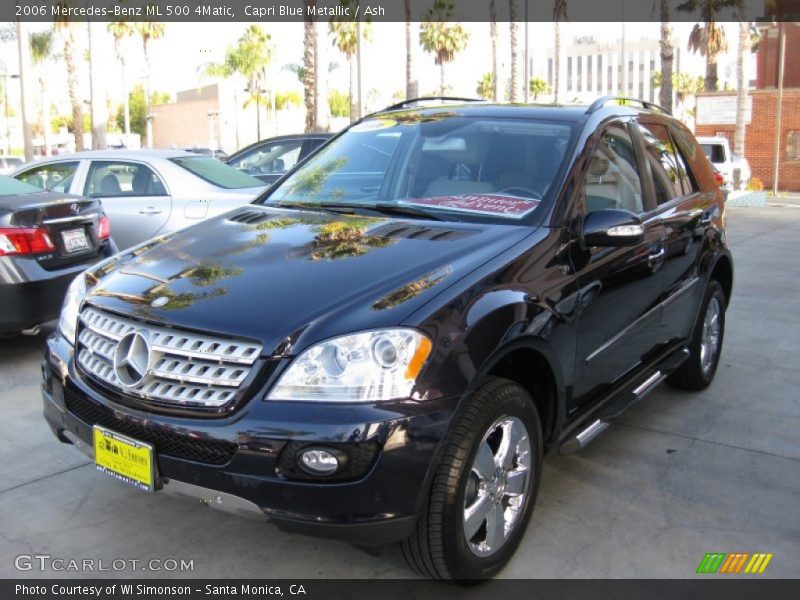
left=113, top=330, right=152, bottom=388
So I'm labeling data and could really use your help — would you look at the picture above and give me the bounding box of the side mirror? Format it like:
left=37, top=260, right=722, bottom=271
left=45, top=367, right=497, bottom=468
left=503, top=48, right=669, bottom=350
left=582, top=209, right=644, bottom=247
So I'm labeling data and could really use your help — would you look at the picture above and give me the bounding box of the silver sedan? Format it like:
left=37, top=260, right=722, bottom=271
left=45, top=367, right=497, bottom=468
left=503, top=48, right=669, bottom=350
left=11, top=150, right=266, bottom=250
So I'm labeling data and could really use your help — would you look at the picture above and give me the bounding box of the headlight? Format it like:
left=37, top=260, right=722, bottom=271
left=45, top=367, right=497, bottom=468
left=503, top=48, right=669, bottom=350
left=57, top=273, right=87, bottom=344
left=267, top=329, right=432, bottom=402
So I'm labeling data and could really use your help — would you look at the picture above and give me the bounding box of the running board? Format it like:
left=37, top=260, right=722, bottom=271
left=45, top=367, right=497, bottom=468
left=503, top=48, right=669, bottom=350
left=559, top=419, right=609, bottom=455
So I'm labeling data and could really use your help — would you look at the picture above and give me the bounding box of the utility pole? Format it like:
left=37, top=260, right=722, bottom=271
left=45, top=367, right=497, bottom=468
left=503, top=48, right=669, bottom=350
left=772, top=22, right=785, bottom=195
left=524, top=0, right=529, bottom=102
left=356, top=12, right=363, bottom=118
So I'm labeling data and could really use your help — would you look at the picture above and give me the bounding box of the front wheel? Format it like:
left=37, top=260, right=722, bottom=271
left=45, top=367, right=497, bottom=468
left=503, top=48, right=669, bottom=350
left=667, top=280, right=726, bottom=391
left=401, top=377, right=542, bottom=580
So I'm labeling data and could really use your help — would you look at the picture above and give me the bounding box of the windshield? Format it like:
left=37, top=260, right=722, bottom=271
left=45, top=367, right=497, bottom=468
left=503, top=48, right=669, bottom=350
left=171, top=156, right=263, bottom=189
left=0, top=175, right=44, bottom=197
left=263, top=114, right=575, bottom=223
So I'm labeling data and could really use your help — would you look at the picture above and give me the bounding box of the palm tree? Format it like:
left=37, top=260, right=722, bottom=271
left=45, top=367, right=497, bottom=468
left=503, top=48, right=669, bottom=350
left=553, top=0, right=567, bottom=103
left=509, top=0, right=520, bottom=102
left=529, top=77, right=550, bottom=100
left=489, top=0, right=499, bottom=101
left=476, top=73, right=495, bottom=100
left=108, top=20, right=134, bottom=147
left=404, top=0, right=418, bottom=99
left=330, top=1, right=371, bottom=122
left=420, top=0, right=469, bottom=96
left=303, top=0, right=317, bottom=132
left=53, top=2, right=84, bottom=151
left=658, top=0, right=674, bottom=112
left=29, top=29, right=55, bottom=156
left=134, top=20, right=166, bottom=147
left=678, top=0, right=738, bottom=92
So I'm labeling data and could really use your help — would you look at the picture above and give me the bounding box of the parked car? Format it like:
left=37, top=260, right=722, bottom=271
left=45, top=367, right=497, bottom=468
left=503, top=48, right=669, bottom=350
left=0, top=175, right=115, bottom=336
left=12, top=150, right=266, bottom=250
left=0, top=156, right=24, bottom=175
left=226, top=133, right=332, bottom=185
left=183, top=147, right=228, bottom=160
left=43, top=97, right=732, bottom=580
left=697, top=136, right=750, bottom=190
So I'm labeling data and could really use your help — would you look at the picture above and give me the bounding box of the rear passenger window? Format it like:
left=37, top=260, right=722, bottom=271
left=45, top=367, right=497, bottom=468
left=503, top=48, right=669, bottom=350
left=669, top=133, right=699, bottom=195
left=637, top=122, right=684, bottom=204
left=84, top=161, right=167, bottom=198
left=583, top=125, right=644, bottom=214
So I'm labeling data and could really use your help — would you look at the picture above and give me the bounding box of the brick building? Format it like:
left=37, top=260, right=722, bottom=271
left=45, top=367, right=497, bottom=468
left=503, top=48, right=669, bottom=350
left=695, top=89, right=800, bottom=191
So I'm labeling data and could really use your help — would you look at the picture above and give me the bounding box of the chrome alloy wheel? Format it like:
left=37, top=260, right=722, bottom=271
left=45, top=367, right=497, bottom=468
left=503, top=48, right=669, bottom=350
left=700, top=296, right=722, bottom=375
left=463, top=416, right=531, bottom=557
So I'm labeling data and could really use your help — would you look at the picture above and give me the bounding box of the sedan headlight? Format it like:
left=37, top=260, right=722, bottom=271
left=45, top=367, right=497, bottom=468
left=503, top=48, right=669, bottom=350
left=58, top=274, right=87, bottom=344
left=267, top=329, right=432, bottom=402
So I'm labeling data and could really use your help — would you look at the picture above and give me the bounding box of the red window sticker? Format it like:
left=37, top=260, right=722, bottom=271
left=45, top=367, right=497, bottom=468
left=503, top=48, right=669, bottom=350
left=403, top=194, right=540, bottom=219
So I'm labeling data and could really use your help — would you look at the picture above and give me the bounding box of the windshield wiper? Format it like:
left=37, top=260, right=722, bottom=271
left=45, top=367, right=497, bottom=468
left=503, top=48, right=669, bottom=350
left=270, top=201, right=355, bottom=216
left=318, top=202, right=447, bottom=221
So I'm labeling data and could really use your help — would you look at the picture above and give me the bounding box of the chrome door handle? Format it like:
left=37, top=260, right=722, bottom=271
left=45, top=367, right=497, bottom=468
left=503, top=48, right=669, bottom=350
left=648, top=247, right=666, bottom=267
left=139, top=207, right=163, bottom=215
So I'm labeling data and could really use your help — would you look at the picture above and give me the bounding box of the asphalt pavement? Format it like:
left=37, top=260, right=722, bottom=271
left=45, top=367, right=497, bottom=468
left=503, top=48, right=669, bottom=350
left=0, top=205, right=798, bottom=579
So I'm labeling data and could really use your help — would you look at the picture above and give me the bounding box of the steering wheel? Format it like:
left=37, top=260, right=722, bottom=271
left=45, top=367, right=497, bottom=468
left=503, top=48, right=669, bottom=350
left=498, top=187, right=542, bottom=200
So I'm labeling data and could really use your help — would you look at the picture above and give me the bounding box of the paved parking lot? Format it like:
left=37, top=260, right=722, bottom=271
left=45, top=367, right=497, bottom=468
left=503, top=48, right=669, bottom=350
left=1, top=205, right=798, bottom=579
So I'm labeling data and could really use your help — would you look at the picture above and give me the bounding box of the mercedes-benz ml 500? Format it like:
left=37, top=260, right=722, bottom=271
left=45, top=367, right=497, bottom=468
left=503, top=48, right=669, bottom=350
left=42, top=97, right=733, bottom=580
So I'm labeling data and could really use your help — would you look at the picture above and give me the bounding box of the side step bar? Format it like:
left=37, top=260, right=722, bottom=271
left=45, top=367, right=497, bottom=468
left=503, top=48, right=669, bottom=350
left=558, top=348, right=689, bottom=456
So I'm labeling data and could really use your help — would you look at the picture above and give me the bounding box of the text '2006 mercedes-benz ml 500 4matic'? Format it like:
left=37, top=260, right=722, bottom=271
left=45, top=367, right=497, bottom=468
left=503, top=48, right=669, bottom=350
left=42, top=97, right=732, bottom=580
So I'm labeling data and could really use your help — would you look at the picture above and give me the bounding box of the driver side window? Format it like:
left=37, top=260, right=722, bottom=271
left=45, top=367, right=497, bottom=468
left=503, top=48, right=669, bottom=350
left=231, top=141, right=303, bottom=176
left=583, top=125, right=644, bottom=214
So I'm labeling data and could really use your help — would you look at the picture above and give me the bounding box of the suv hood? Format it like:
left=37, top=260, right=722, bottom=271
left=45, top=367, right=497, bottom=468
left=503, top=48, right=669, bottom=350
left=85, top=206, right=533, bottom=354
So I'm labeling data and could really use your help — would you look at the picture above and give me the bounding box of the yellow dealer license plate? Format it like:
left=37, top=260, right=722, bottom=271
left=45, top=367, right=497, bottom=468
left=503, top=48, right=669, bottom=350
left=93, top=426, right=155, bottom=492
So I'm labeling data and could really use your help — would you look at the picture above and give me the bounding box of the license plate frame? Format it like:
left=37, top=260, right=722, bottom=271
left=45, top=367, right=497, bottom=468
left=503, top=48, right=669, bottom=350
left=93, top=425, right=156, bottom=493
left=61, top=227, right=90, bottom=254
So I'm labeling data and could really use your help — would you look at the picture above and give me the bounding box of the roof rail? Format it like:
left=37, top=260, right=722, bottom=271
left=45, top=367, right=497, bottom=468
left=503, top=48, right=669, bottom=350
left=379, top=96, right=485, bottom=113
left=587, top=96, right=671, bottom=115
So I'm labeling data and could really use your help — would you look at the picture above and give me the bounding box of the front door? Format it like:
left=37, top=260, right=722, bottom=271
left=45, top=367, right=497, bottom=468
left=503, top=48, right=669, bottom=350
left=84, top=161, right=171, bottom=250
left=570, top=122, right=666, bottom=410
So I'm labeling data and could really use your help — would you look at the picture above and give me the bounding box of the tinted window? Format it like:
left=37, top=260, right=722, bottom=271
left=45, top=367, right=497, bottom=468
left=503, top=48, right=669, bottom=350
left=637, top=122, right=683, bottom=204
left=583, top=125, right=644, bottom=214
left=266, top=116, right=575, bottom=224
left=16, top=161, right=79, bottom=193
left=670, top=135, right=698, bottom=195
left=229, top=140, right=304, bottom=176
left=85, top=161, right=167, bottom=197
left=172, top=156, right=264, bottom=189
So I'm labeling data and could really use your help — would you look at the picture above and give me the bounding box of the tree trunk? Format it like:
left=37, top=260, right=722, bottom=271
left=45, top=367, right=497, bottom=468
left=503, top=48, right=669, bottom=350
left=405, top=1, right=417, bottom=99
left=40, top=77, right=51, bottom=157
left=490, top=0, right=498, bottom=101
left=659, top=1, right=673, bottom=113
left=88, top=22, right=107, bottom=150
left=314, top=20, right=330, bottom=131
left=509, top=0, right=520, bottom=102
left=349, top=54, right=357, bottom=122
left=734, top=21, right=751, bottom=160
left=440, top=62, right=446, bottom=97
left=16, top=22, right=35, bottom=161
left=303, top=2, right=316, bottom=132
left=121, top=59, right=131, bottom=147
left=554, top=21, right=561, bottom=103
left=705, top=53, right=718, bottom=92
left=63, top=30, right=84, bottom=151
left=143, top=38, right=154, bottom=147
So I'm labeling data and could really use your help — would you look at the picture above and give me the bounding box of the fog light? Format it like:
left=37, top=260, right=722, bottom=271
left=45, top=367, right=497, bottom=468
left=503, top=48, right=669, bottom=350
left=298, top=448, right=339, bottom=475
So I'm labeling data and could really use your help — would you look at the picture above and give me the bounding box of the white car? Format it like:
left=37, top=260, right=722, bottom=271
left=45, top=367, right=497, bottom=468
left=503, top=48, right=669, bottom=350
left=11, top=150, right=266, bottom=250
left=0, top=156, right=23, bottom=175
left=697, top=136, right=751, bottom=191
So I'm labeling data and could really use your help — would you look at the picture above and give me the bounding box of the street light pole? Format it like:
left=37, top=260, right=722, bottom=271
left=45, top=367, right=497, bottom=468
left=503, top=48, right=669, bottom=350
left=772, top=22, right=785, bottom=196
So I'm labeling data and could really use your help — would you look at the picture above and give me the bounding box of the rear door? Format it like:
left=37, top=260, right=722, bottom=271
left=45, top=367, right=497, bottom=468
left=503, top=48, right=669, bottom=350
left=83, top=160, right=171, bottom=250
left=570, top=121, right=667, bottom=409
left=637, top=120, right=711, bottom=343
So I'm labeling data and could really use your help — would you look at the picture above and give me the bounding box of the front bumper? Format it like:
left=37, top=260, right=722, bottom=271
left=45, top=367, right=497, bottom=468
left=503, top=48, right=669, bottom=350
left=42, top=332, right=459, bottom=544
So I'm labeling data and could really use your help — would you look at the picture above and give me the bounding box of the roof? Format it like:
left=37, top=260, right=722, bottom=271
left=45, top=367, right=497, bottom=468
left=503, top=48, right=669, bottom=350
left=49, top=149, right=196, bottom=160
left=377, top=102, right=592, bottom=122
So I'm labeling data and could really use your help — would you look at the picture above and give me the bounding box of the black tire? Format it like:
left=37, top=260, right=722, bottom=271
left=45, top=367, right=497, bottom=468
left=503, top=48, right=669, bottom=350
left=400, top=376, right=543, bottom=581
left=666, top=280, right=726, bottom=391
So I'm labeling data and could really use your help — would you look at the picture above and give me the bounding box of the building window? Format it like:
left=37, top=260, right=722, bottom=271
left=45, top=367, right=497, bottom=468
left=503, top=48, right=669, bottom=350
left=788, top=131, right=800, bottom=160
left=639, top=61, right=645, bottom=99
left=608, top=65, right=613, bottom=92
left=628, top=59, right=634, bottom=93
left=577, top=56, right=582, bottom=92
left=587, top=55, right=593, bottom=91
left=597, top=55, right=603, bottom=90
left=567, top=57, right=573, bottom=92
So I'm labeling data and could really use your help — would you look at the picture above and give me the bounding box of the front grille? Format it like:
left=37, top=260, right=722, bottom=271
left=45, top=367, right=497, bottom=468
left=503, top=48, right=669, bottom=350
left=63, top=386, right=239, bottom=466
left=76, top=306, right=262, bottom=409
